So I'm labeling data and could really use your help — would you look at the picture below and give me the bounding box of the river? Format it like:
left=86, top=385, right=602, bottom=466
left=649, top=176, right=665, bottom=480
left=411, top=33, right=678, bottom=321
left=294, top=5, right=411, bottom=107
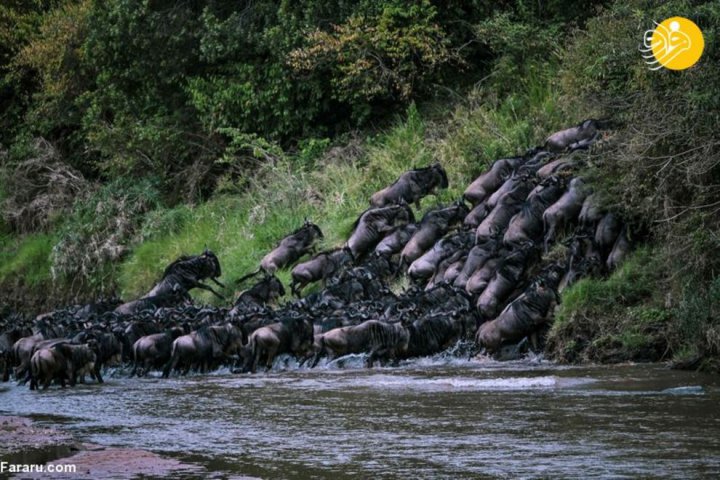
left=2, top=356, right=720, bottom=479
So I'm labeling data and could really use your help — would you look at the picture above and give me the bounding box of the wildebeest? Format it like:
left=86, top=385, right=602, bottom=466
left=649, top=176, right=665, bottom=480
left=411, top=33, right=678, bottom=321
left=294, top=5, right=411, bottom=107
left=370, top=163, right=449, bottom=208
left=230, top=275, right=286, bottom=317
left=256, top=220, right=324, bottom=274
left=72, top=330, right=123, bottom=383
left=162, top=323, right=244, bottom=377
left=463, top=156, right=526, bottom=206
left=595, top=212, right=623, bottom=259
left=1, top=325, right=32, bottom=382
left=476, top=266, right=563, bottom=353
left=401, top=202, right=469, bottom=265
left=606, top=225, right=631, bottom=271
left=503, top=177, right=566, bottom=247
left=312, top=320, right=409, bottom=367
left=131, top=327, right=185, bottom=377
left=463, top=202, right=490, bottom=228
left=465, top=254, right=505, bottom=296
left=115, top=290, right=192, bottom=316
left=485, top=172, right=535, bottom=211
left=144, top=249, right=225, bottom=299
left=578, top=193, right=603, bottom=230
left=29, top=343, right=97, bottom=390
left=408, top=230, right=473, bottom=281
left=404, top=311, right=469, bottom=358
left=29, top=345, right=70, bottom=390
left=476, top=245, right=535, bottom=320
left=474, top=197, right=523, bottom=243
left=536, top=158, right=574, bottom=179
left=543, top=177, right=589, bottom=251
left=544, top=119, right=601, bottom=152
left=290, top=247, right=354, bottom=296
left=242, top=316, right=314, bottom=373
left=374, top=223, right=419, bottom=257
left=347, top=204, right=415, bottom=258
left=453, top=236, right=501, bottom=290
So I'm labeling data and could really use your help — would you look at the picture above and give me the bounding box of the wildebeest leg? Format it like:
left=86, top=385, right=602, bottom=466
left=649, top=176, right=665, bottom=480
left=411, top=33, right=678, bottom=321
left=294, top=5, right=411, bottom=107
left=265, top=345, right=279, bottom=371
left=2, top=360, right=9, bottom=382
left=211, top=277, right=226, bottom=288
left=193, top=281, right=225, bottom=300
left=94, top=366, right=104, bottom=383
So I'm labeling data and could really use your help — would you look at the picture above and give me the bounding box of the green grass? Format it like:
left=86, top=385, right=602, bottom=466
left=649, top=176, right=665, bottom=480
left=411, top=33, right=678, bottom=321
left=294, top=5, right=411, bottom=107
left=0, top=233, right=54, bottom=287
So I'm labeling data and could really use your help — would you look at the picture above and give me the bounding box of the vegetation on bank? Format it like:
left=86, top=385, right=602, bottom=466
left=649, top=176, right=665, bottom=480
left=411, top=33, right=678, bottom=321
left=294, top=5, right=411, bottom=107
left=1, top=0, right=719, bottom=369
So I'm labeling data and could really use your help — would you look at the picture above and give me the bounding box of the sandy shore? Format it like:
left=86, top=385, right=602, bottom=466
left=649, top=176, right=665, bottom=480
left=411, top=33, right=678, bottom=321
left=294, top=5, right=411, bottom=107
left=0, top=415, right=204, bottom=479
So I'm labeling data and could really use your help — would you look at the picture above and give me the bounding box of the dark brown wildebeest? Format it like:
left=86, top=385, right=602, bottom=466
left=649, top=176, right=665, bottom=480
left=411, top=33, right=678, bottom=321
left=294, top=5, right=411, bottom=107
left=29, top=342, right=97, bottom=390
left=536, top=158, right=574, bottom=179
left=474, top=198, right=523, bottom=243
left=312, top=320, right=409, bottom=367
left=290, top=247, right=354, bottom=296
left=578, top=193, right=603, bottom=230
left=230, top=275, right=286, bottom=318
left=370, top=163, right=449, bottom=208
left=463, top=202, right=490, bottom=229
left=463, top=156, right=526, bottom=206
left=545, top=119, right=601, bottom=152
left=475, top=265, right=563, bottom=353
left=144, top=249, right=225, bottom=299
left=485, top=172, right=536, bottom=211
left=543, top=177, right=589, bottom=251
left=476, top=245, right=535, bottom=320
left=403, top=311, right=469, bottom=358
left=374, top=223, right=419, bottom=257
left=401, top=202, right=469, bottom=265
left=243, top=316, right=314, bottom=373
left=465, top=254, right=505, bottom=296
left=71, top=330, right=123, bottom=383
left=131, top=327, right=185, bottom=377
left=347, top=204, right=415, bottom=258
left=606, top=225, right=631, bottom=271
left=595, top=212, right=623, bottom=259
left=503, top=177, right=567, bottom=247
left=452, top=236, right=501, bottom=290
left=29, top=345, right=70, bottom=390
left=256, top=220, right=324, bottom=274
left=162, top=323, right=244, bottom=377
left=115, top=290, right=192, bottom=316
left=407, top=230, right=473, bottom=281
left=1, top=325, right=32, bottom=382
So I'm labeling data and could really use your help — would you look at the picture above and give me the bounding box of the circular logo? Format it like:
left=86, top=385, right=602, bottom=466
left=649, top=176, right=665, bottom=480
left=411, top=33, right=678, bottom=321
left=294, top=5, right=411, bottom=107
left=642, top=17, right=704, bottom=70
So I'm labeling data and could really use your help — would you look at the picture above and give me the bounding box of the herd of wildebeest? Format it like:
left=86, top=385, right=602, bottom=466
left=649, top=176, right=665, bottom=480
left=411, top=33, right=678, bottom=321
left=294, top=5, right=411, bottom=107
left=1, top=119, right=632, bottom=390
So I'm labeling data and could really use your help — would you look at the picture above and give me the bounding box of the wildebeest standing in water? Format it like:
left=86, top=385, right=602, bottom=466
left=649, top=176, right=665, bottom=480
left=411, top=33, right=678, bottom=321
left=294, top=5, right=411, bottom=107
left=544, top=119, right=602, bottom=153
left=144, top=249, right=225, bottom=299
left=290, top=247, right=354, bottom=296
left=312, top=320, right=409, bottom=368
left=131, top=327, right=185, bottom=377
left=347, top=204, right=415, bottom=258
left=162, top=324, right=244, bottom=377
left=370, top=163, right=449, bottom=208
left=243, top=316, right=314, bottom=373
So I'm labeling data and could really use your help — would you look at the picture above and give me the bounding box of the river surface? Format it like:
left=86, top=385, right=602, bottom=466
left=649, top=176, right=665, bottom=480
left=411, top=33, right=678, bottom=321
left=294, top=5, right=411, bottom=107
left=2, top=355, right=720, bottom=479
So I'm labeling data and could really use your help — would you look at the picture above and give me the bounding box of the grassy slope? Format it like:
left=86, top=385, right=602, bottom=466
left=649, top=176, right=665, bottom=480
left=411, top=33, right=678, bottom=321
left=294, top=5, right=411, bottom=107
left=116, top=74, right=566, bottom=304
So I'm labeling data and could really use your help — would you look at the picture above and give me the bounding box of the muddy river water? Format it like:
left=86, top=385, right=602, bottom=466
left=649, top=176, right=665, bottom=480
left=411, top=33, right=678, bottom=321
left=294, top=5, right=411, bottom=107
left=2, top=356, right=720, bottom=479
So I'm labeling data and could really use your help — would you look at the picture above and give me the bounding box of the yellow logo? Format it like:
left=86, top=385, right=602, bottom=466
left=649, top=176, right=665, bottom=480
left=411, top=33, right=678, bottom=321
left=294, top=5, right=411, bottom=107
left=641, top=17, right=704, bottom=70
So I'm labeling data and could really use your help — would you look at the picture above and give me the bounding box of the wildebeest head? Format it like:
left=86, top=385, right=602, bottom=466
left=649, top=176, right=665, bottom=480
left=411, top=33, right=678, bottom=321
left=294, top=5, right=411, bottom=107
left=302, top=218, right=324, bottom=240
left=432, top=163, right=449, bottom=189
left=201, top=249, right=222, bottom=279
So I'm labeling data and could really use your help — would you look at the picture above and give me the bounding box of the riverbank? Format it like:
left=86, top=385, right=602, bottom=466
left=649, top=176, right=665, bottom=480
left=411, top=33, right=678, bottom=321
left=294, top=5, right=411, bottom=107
left=0, top=415, right=204, bottom=479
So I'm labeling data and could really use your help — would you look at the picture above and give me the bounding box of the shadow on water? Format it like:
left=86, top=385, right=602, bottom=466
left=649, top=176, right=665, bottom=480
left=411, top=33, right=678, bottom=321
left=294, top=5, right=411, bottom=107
left=2, top=356, right=720, bottom=478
